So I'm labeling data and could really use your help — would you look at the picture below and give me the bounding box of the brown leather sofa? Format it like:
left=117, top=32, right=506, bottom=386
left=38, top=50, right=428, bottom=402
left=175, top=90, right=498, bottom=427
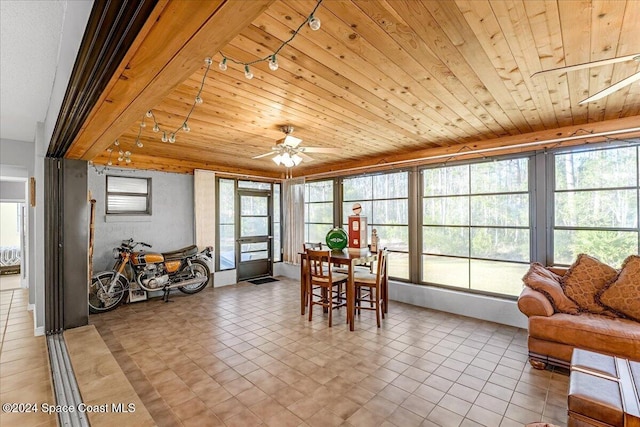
left=518, top=268, right=640, bottom=369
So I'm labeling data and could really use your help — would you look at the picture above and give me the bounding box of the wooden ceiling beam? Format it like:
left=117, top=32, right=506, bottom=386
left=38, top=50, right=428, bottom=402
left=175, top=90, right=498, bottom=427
left=299, top=116, right=640, bottom=178
left=67, top=0, right=276, bottom=161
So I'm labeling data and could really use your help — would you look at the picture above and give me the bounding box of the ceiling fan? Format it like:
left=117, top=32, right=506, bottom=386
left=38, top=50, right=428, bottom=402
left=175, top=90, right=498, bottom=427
left=532, top=53, right=640, bottom=105
left=252, top=125, right=340, bottom=167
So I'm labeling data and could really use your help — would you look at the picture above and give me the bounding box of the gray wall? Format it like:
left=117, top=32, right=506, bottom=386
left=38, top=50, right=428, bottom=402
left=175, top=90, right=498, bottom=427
left=0, top=139, right=35, bottom=176
left=88, top=167, right=195, bottom=272
left=0, top=181, right=26, bottom=200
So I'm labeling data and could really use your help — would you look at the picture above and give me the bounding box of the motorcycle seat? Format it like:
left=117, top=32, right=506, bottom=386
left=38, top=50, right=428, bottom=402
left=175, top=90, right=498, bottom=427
left=162, top=245, right=198, bottom=260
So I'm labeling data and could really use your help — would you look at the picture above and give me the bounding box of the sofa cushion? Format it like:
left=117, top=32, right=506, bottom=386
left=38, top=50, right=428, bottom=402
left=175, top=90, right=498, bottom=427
left=528, top=313, right=640, bottom=361
left=597, top=255, right=640, bottom=322
left=522, top=263, right=579, bottom=314
left=561, top=254, right=618, bottom=315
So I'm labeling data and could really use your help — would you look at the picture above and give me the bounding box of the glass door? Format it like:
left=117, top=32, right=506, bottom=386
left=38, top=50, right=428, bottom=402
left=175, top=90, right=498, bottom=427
left=236, top=189, right=272, bottom=281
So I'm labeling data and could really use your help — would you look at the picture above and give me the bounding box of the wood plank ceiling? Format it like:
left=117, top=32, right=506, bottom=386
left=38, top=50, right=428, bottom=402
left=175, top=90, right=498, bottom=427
left=66, top=0, right=640, bottom=179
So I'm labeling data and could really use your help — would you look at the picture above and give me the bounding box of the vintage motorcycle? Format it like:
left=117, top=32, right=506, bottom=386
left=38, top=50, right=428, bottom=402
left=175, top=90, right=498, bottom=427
left=89, top=238, right=212, bottom=313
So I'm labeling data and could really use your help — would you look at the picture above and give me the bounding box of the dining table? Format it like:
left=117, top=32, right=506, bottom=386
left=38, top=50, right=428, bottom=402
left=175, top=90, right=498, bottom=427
left=299, top=248, right=388, bottom=331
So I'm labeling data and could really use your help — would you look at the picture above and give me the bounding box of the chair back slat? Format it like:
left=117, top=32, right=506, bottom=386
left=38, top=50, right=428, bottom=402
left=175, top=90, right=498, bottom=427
left=376, top=249, right=388, bottom=286
left=306, top=249, right=332, bottom=283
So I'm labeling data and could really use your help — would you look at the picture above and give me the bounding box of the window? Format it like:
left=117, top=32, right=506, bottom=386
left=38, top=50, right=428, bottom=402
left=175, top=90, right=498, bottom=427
left=218, top=178, right=236, bottom=270
left=421, top=158, right=531, bottom=296
left=106, top=176, right=150, bottom=214
left=304, top=180, right=334, bottom=244
left=343, top=172, right=409, bottom=280
left=552, top=145, right=639, bottom=267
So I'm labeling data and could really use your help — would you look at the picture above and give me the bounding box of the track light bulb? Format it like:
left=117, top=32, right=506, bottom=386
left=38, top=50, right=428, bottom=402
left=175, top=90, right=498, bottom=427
left=161, top=132, right=168, bottom=142
left=136, top=141, right=143, bottom=148
left=169, top=133, right=176, bottom=143
left=114, top=139, right=120, bottom=146
left=195, top=95, right=203, bottom=104
left=140, top=121, right=146, bottom=128
left=118, top=156, right=124, bottom=162
left=107, top=160, right=113, bottom=166
left=125, top=158, right=131, bottom=164
left=182, top=122, right=190, bottom=132
left=204, top=57, right=213, bottom=66
left=219, top=58, right=227, bottom=71
left=153, top=123, right=160, bottom=133
left=308, top=15, right=321, bottom=31
left=269, top=55, right=279, bottom=71
left=244, top=65, right=254, bottom=79
left=146, top=110, right=153, bottom=118
left=118, top=150, right=124, bottom=156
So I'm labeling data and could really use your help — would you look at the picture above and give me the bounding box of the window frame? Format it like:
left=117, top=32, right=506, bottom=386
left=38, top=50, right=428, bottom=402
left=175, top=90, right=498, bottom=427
left=105, top=175, right=151, bottom=215
left=419, top=155, right=534, bottom=299
left=341, top=170, right=411, bottom=281
left=548, top=143, right=640, bottom=267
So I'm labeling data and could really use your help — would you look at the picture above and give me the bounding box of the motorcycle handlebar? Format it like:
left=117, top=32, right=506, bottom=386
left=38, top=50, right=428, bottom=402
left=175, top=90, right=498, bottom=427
left=120, top=239, right=152, bottom=250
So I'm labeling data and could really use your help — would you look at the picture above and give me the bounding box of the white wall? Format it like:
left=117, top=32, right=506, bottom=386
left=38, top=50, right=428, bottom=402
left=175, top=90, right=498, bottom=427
left=88, top=167, right=195, bottom=272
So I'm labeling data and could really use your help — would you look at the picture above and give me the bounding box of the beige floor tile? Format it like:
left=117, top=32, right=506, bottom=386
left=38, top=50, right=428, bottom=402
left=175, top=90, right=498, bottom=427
left=78, top=278, right=569, bottom=427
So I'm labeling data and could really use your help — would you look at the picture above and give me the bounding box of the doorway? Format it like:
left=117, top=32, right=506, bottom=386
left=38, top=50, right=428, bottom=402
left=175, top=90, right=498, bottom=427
left=236, top=188, right=272, bottom=281
left=0, top=201, right=24, bottom=291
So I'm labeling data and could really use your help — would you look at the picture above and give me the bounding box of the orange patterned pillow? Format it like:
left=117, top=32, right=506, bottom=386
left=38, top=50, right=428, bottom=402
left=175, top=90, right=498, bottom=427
left=561, top=254, right=618, bottom=314
left=522, top=263, right=579, bottom=314
left=597, top=255, right=640, bottom=321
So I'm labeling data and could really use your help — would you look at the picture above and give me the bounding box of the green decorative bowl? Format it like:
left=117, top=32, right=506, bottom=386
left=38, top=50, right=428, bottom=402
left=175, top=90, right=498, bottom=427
left=326, top=227, right=348, bottom=250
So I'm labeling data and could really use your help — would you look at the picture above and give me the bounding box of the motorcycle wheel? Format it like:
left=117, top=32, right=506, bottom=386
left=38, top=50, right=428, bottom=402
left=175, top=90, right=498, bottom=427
left=89, top=272, right=128, bottom=313
left=178, top=259, right=210, bottom=294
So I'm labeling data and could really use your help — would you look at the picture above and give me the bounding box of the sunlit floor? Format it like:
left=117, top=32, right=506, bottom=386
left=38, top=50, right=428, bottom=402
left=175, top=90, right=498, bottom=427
left=89, top=277, right=569, bottom=427
left=0, top=274, right=22, bottom=292
left=0, top=288, right=56, bottom=427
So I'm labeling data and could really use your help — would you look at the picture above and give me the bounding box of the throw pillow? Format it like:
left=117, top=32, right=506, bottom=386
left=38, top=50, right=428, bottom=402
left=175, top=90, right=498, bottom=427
left=561, top=254, right=618, bottom=314
left=522, top=263, right=579, bottom=314
left=597, top=255, right=640, bottom=321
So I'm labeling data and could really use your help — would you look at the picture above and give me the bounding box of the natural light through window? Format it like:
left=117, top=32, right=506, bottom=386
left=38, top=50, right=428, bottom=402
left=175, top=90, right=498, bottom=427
left=553, top=145, right=639, bottom=268
left=342, top=172, right=409, bottom=280
left=421, top=159, right=531, bottom=296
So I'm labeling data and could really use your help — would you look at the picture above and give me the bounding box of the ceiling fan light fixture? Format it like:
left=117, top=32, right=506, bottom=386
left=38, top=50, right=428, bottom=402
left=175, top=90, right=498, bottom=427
left=281, top=152, right=295, bottom=168
left=272, top=154, right=283, bottom=165
left=292, top=153, right=303, bottom=166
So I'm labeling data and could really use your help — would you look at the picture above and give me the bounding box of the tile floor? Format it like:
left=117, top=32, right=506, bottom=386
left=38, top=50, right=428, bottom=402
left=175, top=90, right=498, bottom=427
left=89, top=277, right=569, bottom=427
left=0, top=288, right=56, bottom=427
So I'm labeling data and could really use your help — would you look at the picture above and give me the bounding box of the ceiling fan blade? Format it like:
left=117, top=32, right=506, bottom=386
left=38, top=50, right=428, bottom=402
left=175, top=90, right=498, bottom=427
left=299, top=147, right=341, bottom=153
left=579, top=71, right=640, bottom=105
left=280, top=135, right=302, bottom=147
left=532, top=53, right=640, bottom=78
left=298, top=152, right=314, bottom=162
left=252, top=151, right=277, bottom=159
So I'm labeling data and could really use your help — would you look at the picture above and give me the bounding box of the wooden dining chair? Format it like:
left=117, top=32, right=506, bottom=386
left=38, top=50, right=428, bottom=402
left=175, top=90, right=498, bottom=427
left=353, top=249, right=387, bottom=327
left=306, top=249, right=348, bottom=327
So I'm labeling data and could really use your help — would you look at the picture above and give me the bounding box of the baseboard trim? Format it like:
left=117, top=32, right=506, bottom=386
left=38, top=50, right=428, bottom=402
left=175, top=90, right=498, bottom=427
left=28, top=303, right=35, bottom=312
left=34, top=326, right=44, bottom=336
